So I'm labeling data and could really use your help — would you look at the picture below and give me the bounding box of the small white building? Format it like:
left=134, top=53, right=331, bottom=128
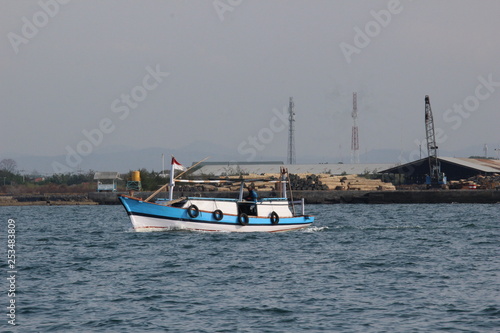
left=94, top=172, right=121, bottom=192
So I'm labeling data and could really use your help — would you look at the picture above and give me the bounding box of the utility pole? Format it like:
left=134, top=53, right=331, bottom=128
left=287, top=97, right=296, bottom=165
left=351, top=92, right=359, bottom=164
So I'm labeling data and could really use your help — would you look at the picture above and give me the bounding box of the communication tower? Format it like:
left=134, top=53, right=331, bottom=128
left=351, top=92, right=359, bottom=164
left=287, top=97, right=296, bottom=165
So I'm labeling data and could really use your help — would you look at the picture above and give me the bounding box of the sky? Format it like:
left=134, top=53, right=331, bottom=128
left=1, top=0, right=500, bottom=173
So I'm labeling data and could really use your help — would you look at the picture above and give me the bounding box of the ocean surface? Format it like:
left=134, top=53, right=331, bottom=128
left=1, top=203, right=499, bottom=332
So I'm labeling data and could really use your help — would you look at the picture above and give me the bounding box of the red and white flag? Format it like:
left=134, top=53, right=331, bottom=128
left=171, top=157, right=187, bottom=171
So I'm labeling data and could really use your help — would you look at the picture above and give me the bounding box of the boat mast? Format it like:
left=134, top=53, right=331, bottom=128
left=281, top=167, right=287, bottom=199
left=168, top=159, right=175, bottom=201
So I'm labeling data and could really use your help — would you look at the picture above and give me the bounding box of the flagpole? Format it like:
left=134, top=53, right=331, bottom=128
left=144, top=156, right=210, bottom=202
left=168, top=156, right=175, bottom=201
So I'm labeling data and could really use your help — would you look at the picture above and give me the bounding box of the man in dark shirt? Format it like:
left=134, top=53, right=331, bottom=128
left=246, top=184, right=258, bottom=202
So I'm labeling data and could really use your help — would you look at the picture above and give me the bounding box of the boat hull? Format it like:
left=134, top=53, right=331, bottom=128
left=119, top=195, right=314, bottom=233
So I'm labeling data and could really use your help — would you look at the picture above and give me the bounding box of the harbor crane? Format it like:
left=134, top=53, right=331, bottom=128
left=424, top=95, right=447, bottom=188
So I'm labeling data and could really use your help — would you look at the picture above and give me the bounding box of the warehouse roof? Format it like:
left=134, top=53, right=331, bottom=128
left=381, top=157, right=500, bottom=174
left=441, top=157, right=500, bottom=173
left=191, top=162, right=397, bottom=176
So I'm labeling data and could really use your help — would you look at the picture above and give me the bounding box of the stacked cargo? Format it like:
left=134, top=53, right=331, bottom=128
left=288, top=174, right=329, bottom=191
left=448, top=173, right=500, bottom=189
left=288, top=174, right=395, bottom=191
left=180, top=173, right=396, bottom=192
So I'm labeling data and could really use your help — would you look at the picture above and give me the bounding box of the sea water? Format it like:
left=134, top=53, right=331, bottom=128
left=1, top=204, right=499, bottom=332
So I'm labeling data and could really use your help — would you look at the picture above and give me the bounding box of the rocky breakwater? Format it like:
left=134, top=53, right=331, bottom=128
left=0, top=194, right=98, bottom=206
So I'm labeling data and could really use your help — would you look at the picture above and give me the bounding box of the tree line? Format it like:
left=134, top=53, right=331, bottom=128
left=0, top=159, right=173, bottom=193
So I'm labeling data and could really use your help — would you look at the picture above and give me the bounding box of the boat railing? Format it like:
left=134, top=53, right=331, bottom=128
left=259, top=198, right=288, bottom=202
left=184, top=197, right=291, bottom=204
left=186, top=197, right=238, bottom=202
left=289, top=198, right=306, bottom=216
left=157, top=196, right=306, bottom=214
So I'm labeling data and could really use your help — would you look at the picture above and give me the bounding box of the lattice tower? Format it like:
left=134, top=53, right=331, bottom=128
left=351, top=92, right=359, bottom=164
left=287, top=97, right=296, bottom=165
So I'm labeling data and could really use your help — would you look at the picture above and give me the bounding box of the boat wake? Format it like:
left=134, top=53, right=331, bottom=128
left=131, top=226, right=190, bottom=233
left=301, top=226, right=329, bottom=232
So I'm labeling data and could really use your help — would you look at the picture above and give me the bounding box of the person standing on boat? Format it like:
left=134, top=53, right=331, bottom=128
left=246, top=184, right=258, bottom=202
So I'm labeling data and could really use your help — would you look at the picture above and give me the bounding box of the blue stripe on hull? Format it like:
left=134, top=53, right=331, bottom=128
left=127, top=211, right=312, bottom=226
left=119, top=195, right=314, bottom=227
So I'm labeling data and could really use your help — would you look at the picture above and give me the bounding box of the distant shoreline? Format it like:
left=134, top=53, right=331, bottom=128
left=0, top=194, right=98, bottom=206
left=0, top=201, right=98, bottom=206
left=0, top=190, right=499, bottom=206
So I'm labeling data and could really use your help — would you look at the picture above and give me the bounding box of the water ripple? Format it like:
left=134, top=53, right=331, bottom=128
left=1, top=203, right=498, bottom=332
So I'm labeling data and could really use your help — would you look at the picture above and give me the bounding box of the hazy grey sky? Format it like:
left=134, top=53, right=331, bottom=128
left=1, top=0, right=500, bottom=171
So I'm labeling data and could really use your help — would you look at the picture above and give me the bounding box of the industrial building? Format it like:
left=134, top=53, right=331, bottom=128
left=380, top=157, right=500, bottom=184
left=190, top=158, right=500, bottom=185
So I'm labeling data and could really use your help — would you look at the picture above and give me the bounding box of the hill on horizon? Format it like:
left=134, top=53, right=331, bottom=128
left=2, top=142, right=494, bottom=176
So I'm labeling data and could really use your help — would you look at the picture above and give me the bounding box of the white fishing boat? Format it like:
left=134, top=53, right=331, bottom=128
left=118, top=158, right=314, bottom=232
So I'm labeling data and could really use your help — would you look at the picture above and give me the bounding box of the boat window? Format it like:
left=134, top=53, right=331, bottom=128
left=237, top=202, right=258, bottom=216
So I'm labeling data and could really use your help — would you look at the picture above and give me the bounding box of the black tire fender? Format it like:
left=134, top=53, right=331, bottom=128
left=270, top=211, right=279, bottom=224
left=187, top=204, right=199, bottom=218
left=238, top=213, right=249, bottom=226
left=213, top=209, right=223, bottom=221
